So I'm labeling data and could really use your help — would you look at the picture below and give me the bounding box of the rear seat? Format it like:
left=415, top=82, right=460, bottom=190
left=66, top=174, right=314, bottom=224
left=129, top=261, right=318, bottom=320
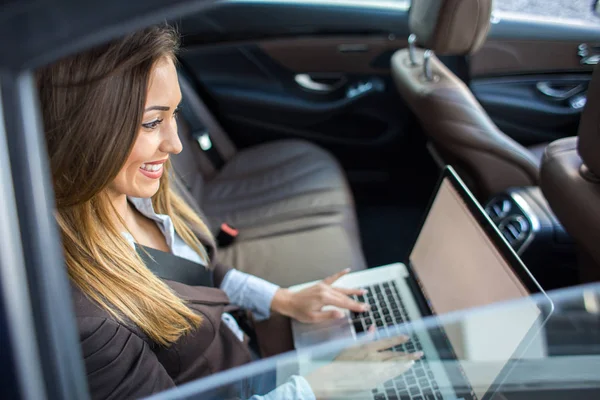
left=171, top=76, right=367, bottom=287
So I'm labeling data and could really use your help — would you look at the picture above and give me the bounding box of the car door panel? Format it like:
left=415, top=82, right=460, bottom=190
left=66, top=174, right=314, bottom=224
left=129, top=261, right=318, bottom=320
left=176, top=1, right=440, bottom=177
left=470, top=15, right=600, bottom=144
left=471, top=40, right=594, bottom=77
left=471, top=75, right=591, bottom=145
left=180, top=36, right=411, bottom=148
left=472, top=17, right=600, bottom=77
left=259, top=36, right=408, bottom=74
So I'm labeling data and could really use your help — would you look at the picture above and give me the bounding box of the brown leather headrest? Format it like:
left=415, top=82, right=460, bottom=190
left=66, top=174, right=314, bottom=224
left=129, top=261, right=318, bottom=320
left=409, top=0, right=492, bottom=55
left=578, top=64, right=600, bottom=178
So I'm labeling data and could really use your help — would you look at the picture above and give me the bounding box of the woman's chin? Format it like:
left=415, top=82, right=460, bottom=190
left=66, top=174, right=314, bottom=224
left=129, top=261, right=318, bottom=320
left=130, top=182, right=161, bottom=199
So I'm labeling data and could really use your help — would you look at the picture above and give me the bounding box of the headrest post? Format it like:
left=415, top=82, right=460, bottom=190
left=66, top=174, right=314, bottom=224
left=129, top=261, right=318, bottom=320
left=423, top=50, right=434, bottom=81
left=408, top=34, right=418, bottom=66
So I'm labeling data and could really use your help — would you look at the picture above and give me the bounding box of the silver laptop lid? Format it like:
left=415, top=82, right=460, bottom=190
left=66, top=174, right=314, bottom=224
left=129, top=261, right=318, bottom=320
left=407, top=167, right=551, bottom=400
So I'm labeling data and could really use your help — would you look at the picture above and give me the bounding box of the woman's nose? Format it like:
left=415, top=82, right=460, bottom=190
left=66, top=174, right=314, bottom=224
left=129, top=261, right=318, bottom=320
left=160, top=119, right=183, bottom=155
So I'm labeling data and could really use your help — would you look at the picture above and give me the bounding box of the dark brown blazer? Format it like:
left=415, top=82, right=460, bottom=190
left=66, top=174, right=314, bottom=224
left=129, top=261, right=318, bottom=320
left=73, top=260, right=254, bottom=400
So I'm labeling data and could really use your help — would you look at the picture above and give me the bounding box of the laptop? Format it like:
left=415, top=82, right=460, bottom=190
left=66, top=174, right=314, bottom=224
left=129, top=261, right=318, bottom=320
left=286, top=166, right=554, bottom=400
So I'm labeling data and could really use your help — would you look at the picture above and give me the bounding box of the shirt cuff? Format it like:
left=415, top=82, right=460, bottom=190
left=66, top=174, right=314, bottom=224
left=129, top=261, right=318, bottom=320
left=220, top=269, right=280, bottom=321
left=291, top=375, right=317, bottom=400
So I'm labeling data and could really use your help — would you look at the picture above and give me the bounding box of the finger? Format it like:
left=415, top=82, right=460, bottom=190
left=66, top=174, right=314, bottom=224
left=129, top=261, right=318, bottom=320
left=309, top=309, right=345, bottom=323
left=326, top=290, right=369, bottom=313
left=364, top=334, right=411, bottom=352
left=373, top=359, right=416, bottom=382
left=333, top=287, right=367, bottom=296
left=392, top=359, right=416, bottom=375
left=322, top=268, right=351, bottom=285
left=379, top=350, right=424, bottom=362
left=333, top=290, right=370, bottom=312
left=356, top=324, right=376, bottom=345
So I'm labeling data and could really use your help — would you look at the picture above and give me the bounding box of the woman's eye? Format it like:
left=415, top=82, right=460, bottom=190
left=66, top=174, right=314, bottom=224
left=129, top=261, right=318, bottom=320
left=173, top=106, right=181, bottom=118
left=142, top=118, right=163, bottom=130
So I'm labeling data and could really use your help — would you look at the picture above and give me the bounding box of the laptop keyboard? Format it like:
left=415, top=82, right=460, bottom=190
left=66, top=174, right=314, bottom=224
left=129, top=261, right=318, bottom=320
left=349, top=281, right=443, bottom=400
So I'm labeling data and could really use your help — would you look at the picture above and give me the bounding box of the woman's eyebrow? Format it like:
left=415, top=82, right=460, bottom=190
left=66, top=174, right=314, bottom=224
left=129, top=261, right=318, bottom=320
left=144, top=105, right=170, bottom=112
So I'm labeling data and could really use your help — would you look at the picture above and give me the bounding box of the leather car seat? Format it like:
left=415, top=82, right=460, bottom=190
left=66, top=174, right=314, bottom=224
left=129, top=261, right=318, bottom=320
left=170, top=74, right=367, bottom=287
left=541, top=64, right=600, bottom=283
left=391, top=0, right=547, bottom=197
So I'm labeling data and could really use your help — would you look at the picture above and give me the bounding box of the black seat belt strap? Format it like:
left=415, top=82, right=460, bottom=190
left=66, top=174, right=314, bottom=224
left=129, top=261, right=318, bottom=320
left=136, top=244, right=214, bottom=287
left=179, top=100, right=226, bottom=170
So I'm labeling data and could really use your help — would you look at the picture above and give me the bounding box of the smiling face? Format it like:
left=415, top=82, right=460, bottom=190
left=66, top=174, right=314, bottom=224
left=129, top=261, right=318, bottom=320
left=107, top=56, right=183, bottom=200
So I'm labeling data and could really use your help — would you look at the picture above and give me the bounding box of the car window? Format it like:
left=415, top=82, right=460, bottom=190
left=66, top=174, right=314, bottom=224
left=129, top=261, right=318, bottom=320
left=146, top=286, right=600, bottom=400
left=493, top=0, right=599, bottom=25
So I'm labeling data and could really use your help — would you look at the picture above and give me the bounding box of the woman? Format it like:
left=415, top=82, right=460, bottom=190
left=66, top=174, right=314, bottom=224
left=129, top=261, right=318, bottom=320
left=37, top=24, right=419, bottom=399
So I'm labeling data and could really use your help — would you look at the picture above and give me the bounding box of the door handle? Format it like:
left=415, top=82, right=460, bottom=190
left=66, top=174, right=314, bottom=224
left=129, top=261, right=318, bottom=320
left=578, top=43, right=600, bottom=65
left=536, top=82, right=585, bottom=101
left=294, top=74, right=345, bottom=93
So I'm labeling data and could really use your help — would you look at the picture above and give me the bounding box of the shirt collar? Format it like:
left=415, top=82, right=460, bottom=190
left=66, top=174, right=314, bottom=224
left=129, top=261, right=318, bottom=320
left=127, top=196, right=176, bottom=250
left=128, top=197, right=161, bottom=222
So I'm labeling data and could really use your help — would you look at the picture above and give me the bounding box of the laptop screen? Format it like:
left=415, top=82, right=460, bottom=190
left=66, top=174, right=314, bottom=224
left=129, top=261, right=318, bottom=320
left=409, top=176, right=542, bottom=399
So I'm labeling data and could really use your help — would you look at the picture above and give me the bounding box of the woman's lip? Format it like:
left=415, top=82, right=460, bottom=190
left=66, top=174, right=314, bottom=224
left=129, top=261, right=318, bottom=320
left=139, top=165, right=164, bottom=179
left=143, top=159, right=168, bottom=165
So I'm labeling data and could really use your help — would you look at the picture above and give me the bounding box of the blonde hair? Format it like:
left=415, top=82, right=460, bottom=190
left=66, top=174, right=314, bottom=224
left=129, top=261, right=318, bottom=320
left=38, top=25, right=213, bottom=346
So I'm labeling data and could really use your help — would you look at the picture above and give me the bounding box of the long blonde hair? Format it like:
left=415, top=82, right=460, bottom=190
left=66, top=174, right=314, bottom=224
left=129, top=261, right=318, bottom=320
left=38, top=25, right=212, bottom=346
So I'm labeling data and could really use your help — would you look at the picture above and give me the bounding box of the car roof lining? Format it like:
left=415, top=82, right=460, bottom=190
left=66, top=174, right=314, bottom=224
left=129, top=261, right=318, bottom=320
left=0, top=0, right=218, bottom=70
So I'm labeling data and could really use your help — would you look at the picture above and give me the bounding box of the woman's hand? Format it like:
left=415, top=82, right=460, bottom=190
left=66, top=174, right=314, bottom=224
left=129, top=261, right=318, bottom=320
left=304, top=334, right=423, bottom=399
left=271, top=268, right=369, bottom=323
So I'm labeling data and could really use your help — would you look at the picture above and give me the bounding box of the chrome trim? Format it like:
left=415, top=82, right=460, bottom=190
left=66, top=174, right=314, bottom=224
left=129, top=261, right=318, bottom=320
left=498, top=215, right=530, bottom=243
left=294, top=74, right=335, bottom=93
left=485, top=197, right=512, bottom=221
left=225, top=0, right=411, bottom=11
left=583, top=289, right=600, bottom=314
left=511, top=192, right=541, bottom=232
left=408, top=34, right=418, bottom=66
left=196, top=132, right=213, bottom=151
left=570, top=94, right=587, bottom=110
left=510, top=192, right=540, bottom=255
left=581, top=54, right=600, bottom=66
left=423, top=50, right=434, bottom=82
left=536, top=81, right=585, bottom=100
left=578, top=43, right=600, bottom=65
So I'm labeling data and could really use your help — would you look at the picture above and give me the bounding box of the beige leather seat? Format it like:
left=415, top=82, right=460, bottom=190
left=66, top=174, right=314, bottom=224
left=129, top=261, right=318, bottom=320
left=171, top=76, right=366, bottom=287
left=541, top=64, right=600, bottom=283
left=391, top=0, right=547, bottom=197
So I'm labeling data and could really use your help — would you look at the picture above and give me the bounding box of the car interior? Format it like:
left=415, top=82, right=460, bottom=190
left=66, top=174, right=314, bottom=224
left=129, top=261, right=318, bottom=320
left=1, top=0, right=600, bottom=399
left=169, top=0, right=599, bottom=292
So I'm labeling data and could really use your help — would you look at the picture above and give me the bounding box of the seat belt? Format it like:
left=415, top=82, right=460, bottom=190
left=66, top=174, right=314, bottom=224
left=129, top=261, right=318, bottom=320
left=136, top=244, right=214, bottom=287
left=179, top=100, right=226, bottom=170
left=136, top=244, right=260, bottom=351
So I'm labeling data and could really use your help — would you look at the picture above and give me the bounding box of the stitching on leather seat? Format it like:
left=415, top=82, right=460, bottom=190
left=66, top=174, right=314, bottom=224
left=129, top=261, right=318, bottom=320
left=204, top=187, right=345, bottom=218
left=205, top=162, right=338, bottom=202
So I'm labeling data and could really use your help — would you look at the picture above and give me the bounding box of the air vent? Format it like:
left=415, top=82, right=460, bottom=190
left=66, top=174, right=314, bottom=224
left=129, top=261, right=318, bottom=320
left=498, top=216, right=530, bottom=246
left=485, top=198, right=512, bottom=222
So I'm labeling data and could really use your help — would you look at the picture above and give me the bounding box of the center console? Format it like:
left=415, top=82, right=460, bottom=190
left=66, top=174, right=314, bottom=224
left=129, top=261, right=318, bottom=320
left=484, top=187, right=578, bottom=290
